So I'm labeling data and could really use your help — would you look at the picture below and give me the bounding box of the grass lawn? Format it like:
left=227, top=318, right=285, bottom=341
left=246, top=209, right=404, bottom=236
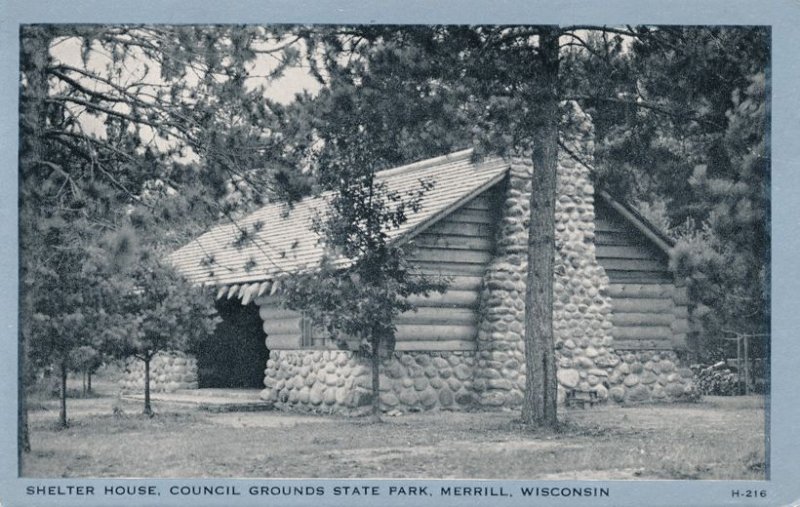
left=22, top=382, right=767, bottom=480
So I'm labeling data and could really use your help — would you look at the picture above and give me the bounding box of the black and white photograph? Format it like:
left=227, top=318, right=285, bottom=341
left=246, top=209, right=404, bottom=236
left=2, top=2, right=797, bottom=505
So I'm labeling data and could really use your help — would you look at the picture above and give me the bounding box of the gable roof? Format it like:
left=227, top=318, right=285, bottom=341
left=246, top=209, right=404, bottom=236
left=597, top=189, right=676, bottom=255
left=169, top=149, right=512, bottom=296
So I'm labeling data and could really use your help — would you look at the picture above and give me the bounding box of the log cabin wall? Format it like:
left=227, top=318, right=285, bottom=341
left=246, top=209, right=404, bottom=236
left=256, top=189, right=500, bottom=411
left=255, top=187, right=499, bottom=353
left=594, top=199, right=690, bottom=351
left=395, top=185, right=501, bottom=351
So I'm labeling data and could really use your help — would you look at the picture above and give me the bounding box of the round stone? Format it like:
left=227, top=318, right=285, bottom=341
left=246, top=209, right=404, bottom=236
left=625, top=385, right=651, bottom=403
left=641, top=371, right=658, bottom=385
left=591, top=384, right=609, bottom=400
left=448, top=378, right=463, bottom=391
left=438, top=388, right=455, bottom=407
left=398, top=390, right=418, bottom=406
left=557, top=369, right=580, bottom=388
left=454, top=364, right=472, bottom=381
left=297, top=386, right=310, bottom=404
left=665, top=383, right=685, bottom=398
left=432, top=357, right=449, bottom=369
left=419, top=388, right=438, bottom=408
left=381, top=392, right=400, bottom=407
left=487, top=378, right=512, bottom=390
left=624, top=374, right=640, bottom=387
left=309, top=384, right=324, bottom=405
left=385, top=362, right=404, bottom=379
left=335, top=387, right=348, bottom=405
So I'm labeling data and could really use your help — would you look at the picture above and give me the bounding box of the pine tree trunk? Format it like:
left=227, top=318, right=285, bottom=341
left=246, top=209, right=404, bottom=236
left=143, top=357, right=153, bottom=417
left=87, top=370, right=92, bottom=394
left=370, top=337, right=382, bottom=423
left=18, top=341, right=31, bottom=457
left=59, top=360, right=68, bottom=428
left=82, top=370, right=87, bottom=396
left=522, top=26, right=560, bottom=429
left=19, top=26, right=53, bottom=460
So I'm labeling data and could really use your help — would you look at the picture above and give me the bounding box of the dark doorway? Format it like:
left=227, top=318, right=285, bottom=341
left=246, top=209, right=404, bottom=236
left=196, top=299, right=269, bottom=388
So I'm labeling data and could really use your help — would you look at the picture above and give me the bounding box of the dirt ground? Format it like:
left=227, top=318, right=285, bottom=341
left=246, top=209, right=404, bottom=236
left=22, top=382, right=766, bottom=480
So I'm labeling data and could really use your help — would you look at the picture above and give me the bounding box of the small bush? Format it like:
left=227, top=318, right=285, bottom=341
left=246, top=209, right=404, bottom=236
left=691, top=363, right=740, bottom=396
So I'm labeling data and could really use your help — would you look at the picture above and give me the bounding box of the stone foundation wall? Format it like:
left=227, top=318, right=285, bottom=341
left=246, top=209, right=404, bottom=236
left=119, top=351, right=198, bottom=393
left=261, top=350, right=477, bottom=413
left=605, top=350, right=696, bottom=403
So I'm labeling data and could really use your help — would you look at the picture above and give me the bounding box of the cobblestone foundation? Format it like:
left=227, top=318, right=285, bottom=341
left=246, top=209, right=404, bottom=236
left=261, top=350, right=477, bottom=413
left=119, top=351, right=198, bottom=393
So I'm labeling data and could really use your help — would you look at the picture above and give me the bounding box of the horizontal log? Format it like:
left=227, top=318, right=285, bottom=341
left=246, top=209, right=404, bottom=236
left=673, top=287, right=690, bottom=305
left=413, top=261, right=488, bottom=276
left=395, top=340, right=477, bottom=351
left=254, top=294, right=281, bottom=306
left=604, top=270, right=674, bottom=283
left=462, top=195, right=491, bottom=211
left=259, top=305, right=301, bottom=321
left=610, top=312, right=676, bottom=327
left=600, top=258, right=668, bottom=272
left=672, top=333, right=688, bottom=349
left=397, top=307, right=478, bottom=325
left=413, top=234, right=493, bottom=251
left=445, top=207, right=494, bottom=224
left=612, top=326, right=673, bottom=341
left=407, top=289, right=480, bottom=308
left=595, top=218, right=632, bottom=233
left=266, top=334, right=302, bottom=349
left=595, top=231, right=645, bottom=247
left=411, top=248, right=492, bottom=265
left=671, top=319, right=690, bottom=334
left=263, top=318, right=302, bottom=335
left=432, top=222, right=493, bottom=238
left=606, top=284, right=674, bottom=299
left=596, top=244, right=661, bottom=260
left=443, top=275, right=483, bottom=291
left=611, top=298, right=674, bottom=313
left=395, top=324, right=477, bottom=341
left=672, top=306, right=689, bottom=319
left=612, top=339, right=674, bottom=351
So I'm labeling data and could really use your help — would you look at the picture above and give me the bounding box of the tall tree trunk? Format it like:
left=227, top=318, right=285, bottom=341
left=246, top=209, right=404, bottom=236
left=522, top=26, right=560, bottom=429
left=370, top=336, right=382, bottom=423
left=19, top=26, right=53, bottom=460
left=143, top=357, right=153, bottom=417
left=17, top=352, right=31, bottom=458
left=87, top=370, right=92, bottom=394
left=59, top=360, right=68, bottom=428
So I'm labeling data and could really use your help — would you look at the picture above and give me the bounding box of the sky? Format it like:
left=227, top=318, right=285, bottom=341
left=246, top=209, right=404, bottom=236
left=48, top=29, right=322, bottom=162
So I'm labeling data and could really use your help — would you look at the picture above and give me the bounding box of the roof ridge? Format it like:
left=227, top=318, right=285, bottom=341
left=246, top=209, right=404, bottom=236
left=375, top=148, right=475, bottom=179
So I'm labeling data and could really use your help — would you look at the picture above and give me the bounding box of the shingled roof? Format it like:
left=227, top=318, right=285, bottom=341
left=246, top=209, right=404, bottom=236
left=169, top=149, right=512, bottom=301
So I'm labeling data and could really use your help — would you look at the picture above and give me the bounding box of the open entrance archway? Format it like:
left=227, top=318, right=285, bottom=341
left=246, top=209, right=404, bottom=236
left=196, top=299, right=269, bottom=388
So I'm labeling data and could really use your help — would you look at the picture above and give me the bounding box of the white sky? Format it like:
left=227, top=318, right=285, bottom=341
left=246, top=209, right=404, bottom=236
left=48, top=32, right=322, bottom=162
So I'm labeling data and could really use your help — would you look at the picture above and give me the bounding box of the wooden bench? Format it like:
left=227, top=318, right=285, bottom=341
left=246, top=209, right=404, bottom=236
left=565, top=389, right=599, bottom=409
